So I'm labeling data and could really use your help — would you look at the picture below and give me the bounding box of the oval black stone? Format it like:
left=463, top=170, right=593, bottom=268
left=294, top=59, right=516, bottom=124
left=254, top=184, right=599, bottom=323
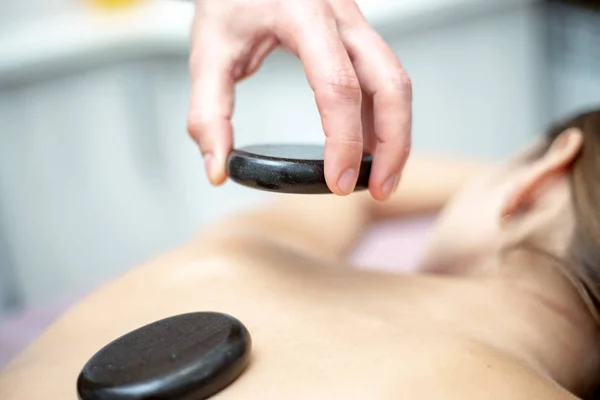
left=77, top=312, right=252, bottom=400
left=227, top=144, right=373, bottom=194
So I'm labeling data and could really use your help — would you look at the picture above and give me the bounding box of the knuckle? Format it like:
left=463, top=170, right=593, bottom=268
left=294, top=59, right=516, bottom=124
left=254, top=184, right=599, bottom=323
left=389, top=69, right=412, bottom=95
left=400, top=139, right=412, bottom=159
left=325, top=129, right=364, bottom=144
left=341, top=137, right=364, bottom=147
left=376, top=121, right=412, bottom=146
left=381, top=126, right=412, bottom=146
left=404, top=137, right=412, bottom=152
left=186, top=113, right=209, bottom=139
left=323, top=68, right=362, bottom=100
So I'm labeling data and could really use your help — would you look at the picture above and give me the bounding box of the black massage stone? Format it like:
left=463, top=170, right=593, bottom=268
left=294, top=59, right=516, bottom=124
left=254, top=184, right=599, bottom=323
left=227, top=144, right=373, bottom=194
left=77, top=312, right=251, bottom=400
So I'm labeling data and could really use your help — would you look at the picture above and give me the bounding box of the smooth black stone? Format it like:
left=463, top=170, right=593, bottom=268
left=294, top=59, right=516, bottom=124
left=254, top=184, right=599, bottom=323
left=227, top=144, right=373, bottom=194
left=77, top=312, right=251, bottom=400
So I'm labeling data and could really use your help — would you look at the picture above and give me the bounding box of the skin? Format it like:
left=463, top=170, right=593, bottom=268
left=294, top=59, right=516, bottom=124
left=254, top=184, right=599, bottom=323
left=1, top=133, right=600, bottom=399
left=187, top=0, right=412, bottom=200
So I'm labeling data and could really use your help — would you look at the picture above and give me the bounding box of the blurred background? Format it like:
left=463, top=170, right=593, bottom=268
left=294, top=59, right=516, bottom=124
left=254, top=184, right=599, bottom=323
left=0, top=0, right=599, bottom=364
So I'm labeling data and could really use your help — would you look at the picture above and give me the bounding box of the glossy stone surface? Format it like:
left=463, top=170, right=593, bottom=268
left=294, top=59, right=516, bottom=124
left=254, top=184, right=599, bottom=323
left=77, top=312, right=251, bottom=400
left=227, top=144, right=373, bottom=194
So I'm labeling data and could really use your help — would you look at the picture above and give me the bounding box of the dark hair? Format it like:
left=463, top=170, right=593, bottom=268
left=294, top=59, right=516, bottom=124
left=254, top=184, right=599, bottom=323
left=545, top=109, right=600, bottom=321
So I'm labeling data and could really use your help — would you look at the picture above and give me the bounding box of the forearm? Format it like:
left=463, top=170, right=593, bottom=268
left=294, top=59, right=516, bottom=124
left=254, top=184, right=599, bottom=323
left=368, top=154, right=495, bottom=220
left=205, top=154, right=494, bottom=260
left=204, top=194, right=370, bottom=261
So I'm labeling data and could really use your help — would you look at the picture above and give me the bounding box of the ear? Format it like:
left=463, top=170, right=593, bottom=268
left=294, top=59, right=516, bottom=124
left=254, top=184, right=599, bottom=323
left=501, top=127, right=583, bottom=221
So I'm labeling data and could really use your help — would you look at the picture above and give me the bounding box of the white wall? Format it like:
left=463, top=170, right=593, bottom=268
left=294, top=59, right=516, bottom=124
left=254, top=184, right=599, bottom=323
left=0, top=0, right=76, bottom=27
left=545, top=2, right=600, bottom=119
left=0, top=2, right=546, bottom=309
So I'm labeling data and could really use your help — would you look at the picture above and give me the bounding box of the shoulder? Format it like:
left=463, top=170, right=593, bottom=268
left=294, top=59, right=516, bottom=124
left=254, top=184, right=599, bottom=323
left=433, top=339, right=578, bottom=400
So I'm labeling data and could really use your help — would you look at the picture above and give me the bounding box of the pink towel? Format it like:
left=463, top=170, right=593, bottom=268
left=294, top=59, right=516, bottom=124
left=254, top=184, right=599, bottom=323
left=0, top=292, right=84, bottom=368
left=350, top=215, right=435, bottom=273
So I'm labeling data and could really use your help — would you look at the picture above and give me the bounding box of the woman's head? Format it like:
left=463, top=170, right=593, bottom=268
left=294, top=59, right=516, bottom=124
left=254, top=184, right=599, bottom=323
left=422, top=108, right=600, bottom=317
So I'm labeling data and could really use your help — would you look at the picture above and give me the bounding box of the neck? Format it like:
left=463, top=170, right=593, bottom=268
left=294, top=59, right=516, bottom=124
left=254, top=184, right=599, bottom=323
left=480, top=248, right=600, bottom=396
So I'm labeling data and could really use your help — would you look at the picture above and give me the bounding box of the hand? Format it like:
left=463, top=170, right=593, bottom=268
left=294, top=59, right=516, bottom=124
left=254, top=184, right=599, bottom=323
left=187, top=0, right=412, bottom=200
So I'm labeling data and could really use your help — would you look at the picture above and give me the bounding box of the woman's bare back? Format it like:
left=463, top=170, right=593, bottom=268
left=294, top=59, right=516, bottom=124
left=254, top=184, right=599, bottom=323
left=0, top=235, right=577, bottom=399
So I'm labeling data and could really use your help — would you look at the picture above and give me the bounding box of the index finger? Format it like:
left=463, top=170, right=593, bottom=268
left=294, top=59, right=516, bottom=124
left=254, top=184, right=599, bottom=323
left=187, top=34, right=235, bottom=186
left=284, top=4, right=363, bottom=196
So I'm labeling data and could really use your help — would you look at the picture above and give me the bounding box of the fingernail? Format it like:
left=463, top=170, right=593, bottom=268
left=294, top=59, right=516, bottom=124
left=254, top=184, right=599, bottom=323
left=383, top=174, right=400, bottom=198
left=338, top=169, right=357, bottom=195
left=204, top=153, right=217, bottom=183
